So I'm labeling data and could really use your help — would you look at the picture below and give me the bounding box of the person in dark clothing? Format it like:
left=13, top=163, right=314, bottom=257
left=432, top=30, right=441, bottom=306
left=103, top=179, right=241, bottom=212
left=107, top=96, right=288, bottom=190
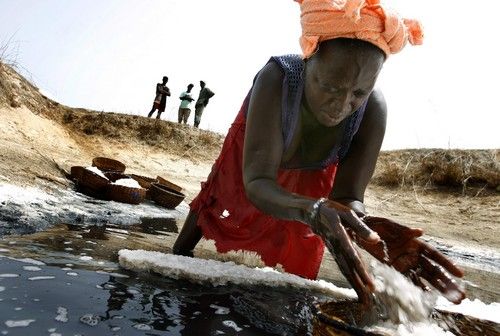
left=148, top=76, right=171, bottom=119
left=194, top=80, right=215, bottom=128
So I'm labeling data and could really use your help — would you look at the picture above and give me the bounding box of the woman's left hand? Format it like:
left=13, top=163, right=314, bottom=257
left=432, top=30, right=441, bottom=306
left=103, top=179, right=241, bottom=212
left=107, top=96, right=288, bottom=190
left=355, top=216, right=465, bottom=304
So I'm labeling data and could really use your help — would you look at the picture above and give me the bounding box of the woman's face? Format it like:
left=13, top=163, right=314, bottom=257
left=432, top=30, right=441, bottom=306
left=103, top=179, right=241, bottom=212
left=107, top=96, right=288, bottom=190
left=303, top=41, right=384, bottom=127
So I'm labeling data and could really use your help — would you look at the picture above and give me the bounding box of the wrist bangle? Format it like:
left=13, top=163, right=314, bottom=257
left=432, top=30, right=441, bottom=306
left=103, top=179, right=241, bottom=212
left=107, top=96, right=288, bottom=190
left=308, top=197, right=328, bottom=225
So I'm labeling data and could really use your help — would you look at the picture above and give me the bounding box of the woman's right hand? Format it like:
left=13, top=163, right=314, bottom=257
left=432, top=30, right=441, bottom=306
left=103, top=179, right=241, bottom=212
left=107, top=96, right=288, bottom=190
left=310, top=200, right=380, bottom=305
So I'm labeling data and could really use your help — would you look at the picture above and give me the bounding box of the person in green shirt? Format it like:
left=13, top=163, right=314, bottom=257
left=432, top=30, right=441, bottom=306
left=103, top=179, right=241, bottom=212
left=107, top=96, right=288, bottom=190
left=194, top=81, right=215, bottom=128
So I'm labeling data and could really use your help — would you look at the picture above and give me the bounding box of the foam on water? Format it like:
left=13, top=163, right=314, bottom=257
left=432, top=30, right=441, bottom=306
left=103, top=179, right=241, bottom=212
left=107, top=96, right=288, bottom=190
left=9, top=257, right=45, bottom=265
left=5, top=319, right=36, bottom=327
left=210, top=304, right=230, bottom=315
left=55, top=307, right=68, bottom=323
left=0, top=274, right=19, bottom=278
left=222, top=320, right=243, bottom=332
left=95, top=270, right=129, bottom=278
left=126, top=289, right=140, bottom=295
left=133, top=323, right=152, bottom=331
left=22, top=266, right=42, bottom=271
left=28, top=276, right=55, bottom=281
left=79, top=314, right=100, bottom=326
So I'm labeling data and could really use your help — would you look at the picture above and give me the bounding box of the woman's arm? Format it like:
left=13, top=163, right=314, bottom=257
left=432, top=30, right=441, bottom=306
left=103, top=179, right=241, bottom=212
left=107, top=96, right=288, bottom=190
left=243, top=61, right=314, bottom=223
left=330, top=88, right=387, bottom=215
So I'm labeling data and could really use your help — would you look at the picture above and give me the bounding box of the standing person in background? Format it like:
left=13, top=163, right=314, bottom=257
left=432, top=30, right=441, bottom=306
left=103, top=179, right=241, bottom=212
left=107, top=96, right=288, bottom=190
left=178, top=84, right=195, bottom=124
left=147, top=76, right=171, bottom=119
left=194, top=80, right=215, bottom=128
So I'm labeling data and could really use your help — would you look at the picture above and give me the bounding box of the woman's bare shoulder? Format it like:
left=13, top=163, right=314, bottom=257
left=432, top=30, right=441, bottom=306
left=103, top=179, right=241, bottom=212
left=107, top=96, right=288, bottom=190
left=246, top=60, right=285, bottom=125
left=252, top=60, right=284, bottom=93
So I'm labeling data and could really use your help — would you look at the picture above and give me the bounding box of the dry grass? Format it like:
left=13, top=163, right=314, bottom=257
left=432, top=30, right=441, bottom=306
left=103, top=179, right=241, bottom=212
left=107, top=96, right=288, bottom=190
left=0, top=61, right=63, bottom=115
left=373, top=149, right=499, bottom=194
left=60, top=109, right=224, bottom=161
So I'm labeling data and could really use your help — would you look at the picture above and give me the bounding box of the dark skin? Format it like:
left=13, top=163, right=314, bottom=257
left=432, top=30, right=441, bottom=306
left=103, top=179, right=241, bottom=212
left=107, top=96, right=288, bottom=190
left=158, top=77, right=171, bottom=96
left=180, top=85, right=195, bottom=102
left=173, top=39, right=465, bottom=305
left=147, top=78, right=171, bottom=118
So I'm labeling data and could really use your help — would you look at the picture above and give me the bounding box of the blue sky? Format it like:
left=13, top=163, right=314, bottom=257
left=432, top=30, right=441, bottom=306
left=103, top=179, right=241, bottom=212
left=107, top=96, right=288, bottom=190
left=1, top=0, right=499, bottom=149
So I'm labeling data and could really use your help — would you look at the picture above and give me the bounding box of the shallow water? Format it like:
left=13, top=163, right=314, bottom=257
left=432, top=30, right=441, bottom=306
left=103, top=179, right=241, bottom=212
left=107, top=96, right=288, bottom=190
left=0, top=220, right=328, bottom=335
left=0, top=256, right=320, bottom=335
left=0, top=213, right=499, bottom=335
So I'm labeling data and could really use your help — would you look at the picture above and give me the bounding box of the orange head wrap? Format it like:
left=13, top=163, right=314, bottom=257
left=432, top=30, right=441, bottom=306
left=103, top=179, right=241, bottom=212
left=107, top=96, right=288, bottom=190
left=294, top=0, right=423, bottom=58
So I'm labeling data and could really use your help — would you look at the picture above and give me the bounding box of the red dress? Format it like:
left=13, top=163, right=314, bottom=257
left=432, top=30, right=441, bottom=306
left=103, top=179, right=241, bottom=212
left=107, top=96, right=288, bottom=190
left=190, top=55, right=365, bottom=280
left=191, top=103, right=339, bottom=279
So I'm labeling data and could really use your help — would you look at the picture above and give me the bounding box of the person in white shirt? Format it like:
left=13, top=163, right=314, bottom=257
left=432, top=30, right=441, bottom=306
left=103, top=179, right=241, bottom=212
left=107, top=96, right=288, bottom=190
left=178, top=84, right=195, bottom=124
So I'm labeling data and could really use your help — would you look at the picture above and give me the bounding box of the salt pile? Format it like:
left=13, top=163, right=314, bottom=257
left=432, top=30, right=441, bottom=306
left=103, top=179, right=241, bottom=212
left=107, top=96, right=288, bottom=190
left=85, top=166, right=107, bottom=179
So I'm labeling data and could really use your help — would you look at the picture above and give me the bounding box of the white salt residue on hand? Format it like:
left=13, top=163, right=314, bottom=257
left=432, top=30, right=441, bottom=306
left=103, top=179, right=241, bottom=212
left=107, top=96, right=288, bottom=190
left=368, top=261, right=460, bottom=335
left=112, top=178, right=142, bottom=189
left=371, top=261, right=437, bottom=324
left=85, top=166, right=107, bottom=179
